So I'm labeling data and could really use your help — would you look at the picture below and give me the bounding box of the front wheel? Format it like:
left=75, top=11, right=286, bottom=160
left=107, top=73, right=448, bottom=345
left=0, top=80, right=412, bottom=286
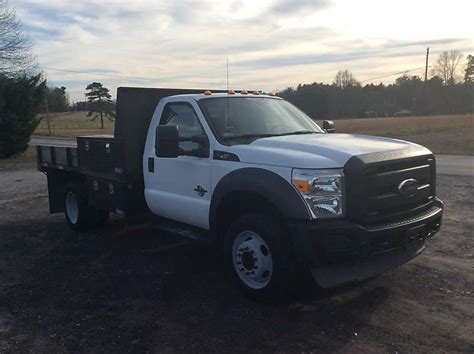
left=225, top=214, right=296, bottom=301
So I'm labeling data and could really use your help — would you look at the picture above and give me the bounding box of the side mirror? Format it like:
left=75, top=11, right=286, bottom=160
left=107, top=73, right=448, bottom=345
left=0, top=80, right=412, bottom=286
left=323, top=120, right=335, bottom=133
left=180, top=135, right=209, bottom=158
left=155, top=125, right=179, bottom=158
left=192, top=136, right=210, bottom=158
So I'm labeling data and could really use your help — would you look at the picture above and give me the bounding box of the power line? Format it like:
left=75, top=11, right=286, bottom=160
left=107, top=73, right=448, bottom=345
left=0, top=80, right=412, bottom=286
left=40, top=64, right=431, bottom=90
left=40, top=66, right=154, bottom=81
left=39, top=66, right=227, bottom=86
left=359, top=66, right=429, bottom=83
left=40, top=65, right=287, bottom=88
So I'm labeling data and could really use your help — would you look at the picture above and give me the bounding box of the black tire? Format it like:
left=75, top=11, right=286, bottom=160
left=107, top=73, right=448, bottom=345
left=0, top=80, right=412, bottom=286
left=224, top=213, right=296, bottom=302
left=64, top=183, right=108, bottom=231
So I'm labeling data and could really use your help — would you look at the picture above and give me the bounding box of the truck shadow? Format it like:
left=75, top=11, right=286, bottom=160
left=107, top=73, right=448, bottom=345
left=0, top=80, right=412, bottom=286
left=1, top=217, right=391, bottom=353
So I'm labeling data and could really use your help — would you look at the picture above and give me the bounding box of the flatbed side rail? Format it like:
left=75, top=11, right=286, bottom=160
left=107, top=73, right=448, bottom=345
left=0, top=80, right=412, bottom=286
left=37, top=145, right=79, bottom=172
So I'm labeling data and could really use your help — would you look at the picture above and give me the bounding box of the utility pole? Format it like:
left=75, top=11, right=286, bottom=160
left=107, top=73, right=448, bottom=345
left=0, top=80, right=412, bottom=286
left=226, top=58, right=229, bottom=92
left=424, top=47, right=430, bottom=83
left=44, top=96, right=51, bottom=136
left=424, top=47, right=430, bottom=115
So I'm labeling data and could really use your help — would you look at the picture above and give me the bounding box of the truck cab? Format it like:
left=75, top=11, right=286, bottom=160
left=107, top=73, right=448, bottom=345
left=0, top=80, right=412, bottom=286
left=37, top=88, right=443, bottom=300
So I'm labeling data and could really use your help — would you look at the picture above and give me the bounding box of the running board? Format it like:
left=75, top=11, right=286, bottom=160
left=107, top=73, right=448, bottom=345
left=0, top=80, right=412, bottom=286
left=112, top=212, right=213, bottom=242
left=152, top=218, right=213, bottom=242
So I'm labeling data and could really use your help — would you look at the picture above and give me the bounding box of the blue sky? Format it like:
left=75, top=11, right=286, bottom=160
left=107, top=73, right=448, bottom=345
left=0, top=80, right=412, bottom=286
left=11, top=0, right=474, bottom=102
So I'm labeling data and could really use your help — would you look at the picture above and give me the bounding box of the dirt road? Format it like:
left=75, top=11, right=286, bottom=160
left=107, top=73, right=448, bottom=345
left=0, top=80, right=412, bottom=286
left=0, top=161, right=473, bottom=353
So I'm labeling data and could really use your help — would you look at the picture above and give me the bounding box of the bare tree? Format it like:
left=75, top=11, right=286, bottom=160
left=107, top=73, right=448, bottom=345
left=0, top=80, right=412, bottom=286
left=333, top=69, right=359, bottom=89
left=432, top=50, right=463, bottom=85
left=0, top=0, right=35, bottom=76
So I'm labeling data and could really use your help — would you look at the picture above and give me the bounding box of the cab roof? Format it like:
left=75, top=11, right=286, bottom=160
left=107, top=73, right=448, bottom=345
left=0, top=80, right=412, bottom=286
left=166, top=92, right=282, bottom=101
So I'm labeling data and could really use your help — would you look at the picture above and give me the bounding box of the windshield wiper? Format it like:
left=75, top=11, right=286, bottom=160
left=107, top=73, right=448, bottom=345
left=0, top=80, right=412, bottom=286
left=222, top=133, right=279, bottom=140
left=222, top=130, right=319, bottom=141
left=276, top=130, right=319, bottom=136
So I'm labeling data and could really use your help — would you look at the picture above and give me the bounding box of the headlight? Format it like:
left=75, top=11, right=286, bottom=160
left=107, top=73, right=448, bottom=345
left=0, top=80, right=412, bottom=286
left=292, top=169, right=344, bottom=219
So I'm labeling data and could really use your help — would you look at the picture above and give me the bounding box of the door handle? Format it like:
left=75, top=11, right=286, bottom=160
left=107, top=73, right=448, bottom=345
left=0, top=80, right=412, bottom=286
left=148, top=157, right=155, bottom=172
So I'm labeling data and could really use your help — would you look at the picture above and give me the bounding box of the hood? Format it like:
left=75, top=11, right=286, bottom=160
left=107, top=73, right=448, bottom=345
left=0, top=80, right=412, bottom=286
left=228, top=133, right=430, bottom=168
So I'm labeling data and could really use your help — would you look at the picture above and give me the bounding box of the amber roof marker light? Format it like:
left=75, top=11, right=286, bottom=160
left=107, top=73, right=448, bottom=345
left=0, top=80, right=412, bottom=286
left=203, top=90, right=212, bottom=95
left=241, top=90, right=248, bottom=95
left=228, top=90, right=235, bottom=94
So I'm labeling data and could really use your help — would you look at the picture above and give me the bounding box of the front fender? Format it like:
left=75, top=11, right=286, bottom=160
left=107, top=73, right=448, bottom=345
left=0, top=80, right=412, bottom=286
left=209, top=167, right=311, bottom=230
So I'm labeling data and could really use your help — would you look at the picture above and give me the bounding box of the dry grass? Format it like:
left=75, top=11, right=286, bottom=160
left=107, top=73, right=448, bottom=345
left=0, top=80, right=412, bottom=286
left=0, top=147, right=37, bottom=170
left=315, top=114, right=474, bottom=155
left=316, top=114, right=474, bottom=136
left=32, top=112, right=474, bottom=154
left=34, top=111, right=114, bottom=138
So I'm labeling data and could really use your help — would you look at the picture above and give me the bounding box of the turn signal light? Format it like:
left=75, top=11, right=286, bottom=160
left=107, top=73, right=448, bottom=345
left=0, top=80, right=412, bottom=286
left=292, top=179, right=309, bottom=193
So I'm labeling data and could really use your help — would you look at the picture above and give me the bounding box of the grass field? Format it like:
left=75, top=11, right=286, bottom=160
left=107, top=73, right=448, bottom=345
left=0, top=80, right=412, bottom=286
left=35, top=111, right=114, bottom=137
left=33, top=112, right=474, bottom=155
left=317, top=114, right=473, bottom=135
left=317, top=114, right=474, bottom=155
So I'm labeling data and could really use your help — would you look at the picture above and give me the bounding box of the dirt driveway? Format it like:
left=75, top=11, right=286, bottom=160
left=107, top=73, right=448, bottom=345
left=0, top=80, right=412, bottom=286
left=0, top=162, right=473, bottom=353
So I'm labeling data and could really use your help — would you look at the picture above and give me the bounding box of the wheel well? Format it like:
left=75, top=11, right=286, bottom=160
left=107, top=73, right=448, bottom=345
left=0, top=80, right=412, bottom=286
left=214, top=191, right=283, bottom=239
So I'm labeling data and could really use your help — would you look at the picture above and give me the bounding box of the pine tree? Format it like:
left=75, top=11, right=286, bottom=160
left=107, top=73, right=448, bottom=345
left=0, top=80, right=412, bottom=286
left=0, top=74, right=46, bottom=157
left=85, top=82, right=115, bottom=129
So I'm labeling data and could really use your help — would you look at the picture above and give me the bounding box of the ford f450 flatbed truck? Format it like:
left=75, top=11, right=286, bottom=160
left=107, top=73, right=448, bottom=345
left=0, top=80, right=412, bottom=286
left=37, top=87, right=443, bottom=299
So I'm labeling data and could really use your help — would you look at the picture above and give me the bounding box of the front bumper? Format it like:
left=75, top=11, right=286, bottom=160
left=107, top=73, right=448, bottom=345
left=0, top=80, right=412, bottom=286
left=288, top=198, right=444, bottom=288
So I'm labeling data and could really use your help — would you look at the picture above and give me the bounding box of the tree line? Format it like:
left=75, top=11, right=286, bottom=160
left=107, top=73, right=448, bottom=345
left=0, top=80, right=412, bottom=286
left=278, top=53, right=474, bottom=119
left=1, top=0, right=473, bottom=158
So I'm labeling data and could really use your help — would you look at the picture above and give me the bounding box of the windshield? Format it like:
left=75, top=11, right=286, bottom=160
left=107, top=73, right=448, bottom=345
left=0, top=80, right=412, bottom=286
left=199, top=97, right=324, bottom=144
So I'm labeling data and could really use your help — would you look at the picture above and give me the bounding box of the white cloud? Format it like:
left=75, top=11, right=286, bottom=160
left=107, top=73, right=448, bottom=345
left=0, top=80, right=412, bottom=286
left=11, top=0, right=474, bottom=101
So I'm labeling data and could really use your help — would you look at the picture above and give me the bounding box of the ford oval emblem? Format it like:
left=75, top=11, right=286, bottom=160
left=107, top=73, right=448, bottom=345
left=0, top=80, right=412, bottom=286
left=398, top=178, right=419, bottom=196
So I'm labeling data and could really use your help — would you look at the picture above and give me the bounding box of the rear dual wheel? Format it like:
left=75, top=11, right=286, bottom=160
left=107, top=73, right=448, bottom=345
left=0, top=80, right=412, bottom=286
left=64, top=183, right=108, bottom=231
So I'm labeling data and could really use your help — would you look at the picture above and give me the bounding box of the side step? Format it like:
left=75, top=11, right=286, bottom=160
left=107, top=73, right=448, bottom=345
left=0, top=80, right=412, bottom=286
left=152, top=217, right=213, bottom=242
left=113, top=213, right=213, bottom=242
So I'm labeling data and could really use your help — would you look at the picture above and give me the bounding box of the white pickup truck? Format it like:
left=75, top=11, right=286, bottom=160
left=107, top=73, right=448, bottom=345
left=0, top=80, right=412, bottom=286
left=37, top=87, right=443, bottom=300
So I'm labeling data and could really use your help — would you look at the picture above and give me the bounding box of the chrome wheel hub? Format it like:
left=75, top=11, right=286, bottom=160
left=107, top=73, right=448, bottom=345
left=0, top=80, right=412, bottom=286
left=232, top=231, right=273, bottom=289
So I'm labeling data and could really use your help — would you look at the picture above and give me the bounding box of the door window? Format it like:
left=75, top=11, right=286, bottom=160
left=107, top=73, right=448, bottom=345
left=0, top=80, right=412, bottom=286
left=160, top=103, right=208, bottom=155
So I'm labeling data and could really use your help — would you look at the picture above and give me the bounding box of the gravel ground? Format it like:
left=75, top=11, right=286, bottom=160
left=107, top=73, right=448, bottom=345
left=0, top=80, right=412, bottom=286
left=0, top=161, right=473, bottom=353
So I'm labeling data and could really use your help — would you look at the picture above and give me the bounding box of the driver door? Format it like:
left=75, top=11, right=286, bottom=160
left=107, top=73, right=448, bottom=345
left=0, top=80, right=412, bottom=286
left=145, top=102, right=212, bottom=229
